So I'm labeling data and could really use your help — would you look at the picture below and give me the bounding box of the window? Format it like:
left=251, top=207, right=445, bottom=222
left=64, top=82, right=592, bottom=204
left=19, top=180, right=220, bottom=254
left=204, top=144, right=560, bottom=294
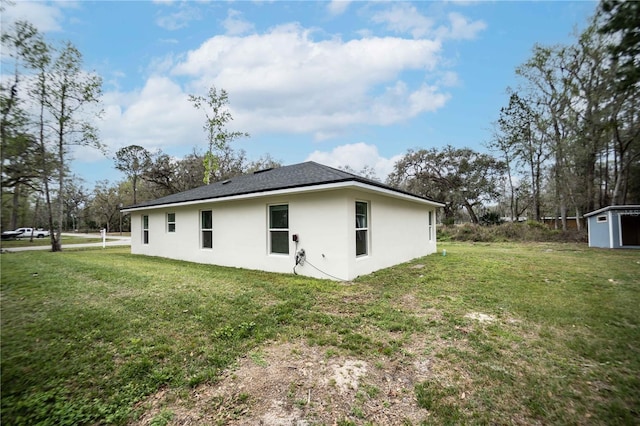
left=167, top=213, right=176, bottom=232
left=142, top=215, right=149, bottom=244
left=428, top=210, right=434, bottom=241
left=201, top=210, right=213, bottom=249
left=269, top=204, right=289, bottom=254
left=355, top=201, right=368, bottom=256
left=597, top=215, right=607, bottom=223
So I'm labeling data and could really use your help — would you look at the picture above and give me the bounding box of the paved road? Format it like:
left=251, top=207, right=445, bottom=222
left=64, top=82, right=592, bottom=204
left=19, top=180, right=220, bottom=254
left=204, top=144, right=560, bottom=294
left=1, top=233, right=131, bottom=252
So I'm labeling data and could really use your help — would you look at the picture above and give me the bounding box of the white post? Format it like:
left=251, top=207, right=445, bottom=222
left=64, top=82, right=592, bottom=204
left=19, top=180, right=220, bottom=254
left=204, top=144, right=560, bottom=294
left=101, top=228, right=106, bottom=248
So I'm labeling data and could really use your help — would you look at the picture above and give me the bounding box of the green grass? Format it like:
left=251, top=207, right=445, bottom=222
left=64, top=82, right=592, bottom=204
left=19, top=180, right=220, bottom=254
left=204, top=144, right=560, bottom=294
left=0, top=235, right=114, bottom=249
left=1, top=242, right=639, bottom=425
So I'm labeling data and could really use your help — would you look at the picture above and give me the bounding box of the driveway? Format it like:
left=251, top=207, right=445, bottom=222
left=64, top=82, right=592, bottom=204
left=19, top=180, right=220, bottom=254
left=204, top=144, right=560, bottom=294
left=1, top=233, right=131, bottom=252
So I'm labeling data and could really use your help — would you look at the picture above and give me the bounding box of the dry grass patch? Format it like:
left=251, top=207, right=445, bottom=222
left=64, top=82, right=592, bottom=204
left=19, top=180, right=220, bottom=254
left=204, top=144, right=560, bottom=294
left=133, top=340, right=434, bottom=426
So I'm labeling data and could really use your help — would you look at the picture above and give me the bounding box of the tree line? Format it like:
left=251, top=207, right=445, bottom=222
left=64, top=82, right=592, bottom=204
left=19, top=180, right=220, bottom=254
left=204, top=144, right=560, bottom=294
left=1, top=20, right=102, bottom=250
left=2, top=1, right=638, bottom=244
left=1, top=18, right=270, bottom=244
left=388, top=1, right=639, bottom=228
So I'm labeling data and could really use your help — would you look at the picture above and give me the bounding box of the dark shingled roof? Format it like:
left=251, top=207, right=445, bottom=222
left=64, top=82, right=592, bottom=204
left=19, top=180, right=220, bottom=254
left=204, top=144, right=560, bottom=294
left=125, top=161, right=440, bottom=210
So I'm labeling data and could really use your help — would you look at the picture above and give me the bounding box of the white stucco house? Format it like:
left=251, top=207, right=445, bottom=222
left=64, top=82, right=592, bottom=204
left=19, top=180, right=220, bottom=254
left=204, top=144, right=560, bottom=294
left=121, top=162, right=444, bottom=281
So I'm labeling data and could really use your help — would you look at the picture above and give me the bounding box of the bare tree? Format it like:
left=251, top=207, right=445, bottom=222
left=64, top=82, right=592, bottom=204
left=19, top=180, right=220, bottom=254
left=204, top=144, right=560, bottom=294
left=189, top=86, right=248, bottom=185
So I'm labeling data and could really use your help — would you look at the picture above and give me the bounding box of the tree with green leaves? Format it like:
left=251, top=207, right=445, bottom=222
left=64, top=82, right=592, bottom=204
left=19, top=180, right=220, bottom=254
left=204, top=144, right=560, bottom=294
left=2, top=19, right=104, bottom=245
left=189, top=86, right=248, bottom=185
left=516, top=43, right=576, bottom=228
left=42, top=41, right=103, bottom=250
left=598, top=0, right=640, bottom=90
left=594, top=3, right=640, bottom=205
left=494, top=91, right=550, bottom=221
left=388, top=146, right=506, bottom=224
left=114, top=145, right=151, bottom=205
left=90, top=180, right=124, bottom=233
left=509, top=14, right=639, bottom=224
left=61, top=175, right=88, bottom=231
left=1, top=20, right=43, bottom=231
left=140, top=146, right=281, bottom=198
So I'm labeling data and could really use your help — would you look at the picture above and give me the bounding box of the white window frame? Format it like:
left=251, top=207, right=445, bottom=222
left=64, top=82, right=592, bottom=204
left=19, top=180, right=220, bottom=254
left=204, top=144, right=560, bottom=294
left=355, top=201, right=369, bottom=257
left=269, top=204, right=289, bottom=255
left=201, top=210, right=213, bottom=249
left=167, top=212, right=176, bottom=233
left=597, top=215, right=607, bottom=223
left=142, top=215, right=149, bottom=245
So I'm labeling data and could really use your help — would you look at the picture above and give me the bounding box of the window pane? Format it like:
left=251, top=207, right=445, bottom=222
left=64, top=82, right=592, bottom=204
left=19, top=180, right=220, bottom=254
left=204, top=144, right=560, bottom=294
left=202, top=230, right=213, bottom=249
left=356, top=230, right=367, bottom=256
left=143, top=215, right=149, bottom=244
left=270, top=205, right=288, bottom=229
left=356, top=202, right=367, bottom=228
left=201, top=211, right=212, bottom=229
left=271, top=230, right=289, bottom=254
left=168, top=213, right=176, bottom=232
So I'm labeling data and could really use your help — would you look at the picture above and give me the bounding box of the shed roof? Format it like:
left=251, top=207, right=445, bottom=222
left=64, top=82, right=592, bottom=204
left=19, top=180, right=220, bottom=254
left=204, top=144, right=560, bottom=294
left=123, top=161, right=443, bottom=211
left=584, top=205, right=640, bottom=218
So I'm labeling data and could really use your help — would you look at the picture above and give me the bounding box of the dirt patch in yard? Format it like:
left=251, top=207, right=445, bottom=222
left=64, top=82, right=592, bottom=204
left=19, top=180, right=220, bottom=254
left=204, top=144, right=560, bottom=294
left=133, top=340, right=433, bottom=425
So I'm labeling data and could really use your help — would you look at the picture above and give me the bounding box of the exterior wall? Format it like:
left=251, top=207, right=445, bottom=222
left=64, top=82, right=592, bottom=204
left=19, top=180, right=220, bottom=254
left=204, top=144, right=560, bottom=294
left=587, top=213, right=612, bottom=248
left=130, top=188, right=438, bottom=280
left=131, top=191, right=351, bottom=279
left=343, top=190, right=437, bottom=279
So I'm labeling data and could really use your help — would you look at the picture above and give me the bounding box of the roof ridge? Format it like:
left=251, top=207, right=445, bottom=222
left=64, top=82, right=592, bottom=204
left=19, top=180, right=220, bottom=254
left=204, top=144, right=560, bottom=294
left=123, top=161, right=443, bottom=210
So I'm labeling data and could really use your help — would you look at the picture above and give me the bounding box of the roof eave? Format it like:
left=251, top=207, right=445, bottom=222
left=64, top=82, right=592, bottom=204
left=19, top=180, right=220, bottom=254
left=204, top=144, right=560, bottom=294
left=584, top=205, right=640, bottom=217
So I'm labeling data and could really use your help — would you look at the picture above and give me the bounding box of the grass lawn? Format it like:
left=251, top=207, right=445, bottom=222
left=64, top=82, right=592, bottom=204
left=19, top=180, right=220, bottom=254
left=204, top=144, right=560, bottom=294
left=0, top=235, right=115, bottom=249
left=1, top=242, right=639, bottom=425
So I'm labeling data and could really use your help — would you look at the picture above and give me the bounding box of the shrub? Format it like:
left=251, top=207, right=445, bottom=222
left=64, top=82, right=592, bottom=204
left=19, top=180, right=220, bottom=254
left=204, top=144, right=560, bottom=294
left=442, top=216, right=455, bottom=226
left=479, top=212, right=503, bottom=226
left=438, top=222, right=587, bottom=243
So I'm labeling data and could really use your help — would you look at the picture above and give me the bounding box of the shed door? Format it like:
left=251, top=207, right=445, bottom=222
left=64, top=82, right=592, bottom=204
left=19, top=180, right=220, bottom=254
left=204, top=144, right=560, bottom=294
left=621, top=215, right=640, bottom=246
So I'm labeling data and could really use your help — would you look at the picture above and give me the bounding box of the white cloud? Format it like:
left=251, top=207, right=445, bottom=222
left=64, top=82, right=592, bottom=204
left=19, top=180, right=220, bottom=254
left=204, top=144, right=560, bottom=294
left=155, top=4, right=202, bottom=30
left=95, top=76, right=203, bottom=159
left=306, top=143, right=403, bottom=181
left=171, top=24, right=446, bottom=139
left=327, top=1, right=352, bottom=16
left=371, top=3, right=434, bottom=39
left=222, top=9, right=255, bottom=36
left=438, top=70, right=460, bottom=87
left=1, top=1, right=65, bottom=33
left=439, top=12, right=486, bottom=40
left=371, top=3, right=486, bottom=41
left=85, top=8, right=482, bottom=167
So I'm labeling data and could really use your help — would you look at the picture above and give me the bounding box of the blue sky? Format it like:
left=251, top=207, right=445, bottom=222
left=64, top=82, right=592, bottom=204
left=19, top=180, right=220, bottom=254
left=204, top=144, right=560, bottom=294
left=2, top=0, right=598, bottom=187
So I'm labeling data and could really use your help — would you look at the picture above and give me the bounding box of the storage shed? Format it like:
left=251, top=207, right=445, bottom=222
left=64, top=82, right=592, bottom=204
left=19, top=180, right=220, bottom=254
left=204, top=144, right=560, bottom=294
left=584, top=205, right=640, bottom=249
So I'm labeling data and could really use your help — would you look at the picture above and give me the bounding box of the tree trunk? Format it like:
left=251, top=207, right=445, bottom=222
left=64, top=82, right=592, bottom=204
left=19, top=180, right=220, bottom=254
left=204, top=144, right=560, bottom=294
left=132, top=174, right=138, bottom=204
left=55, top=123, right=64, bottom=251
left=10, top=184, right=20, bottom=230
left=464, top=201, right=479, bottom=224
